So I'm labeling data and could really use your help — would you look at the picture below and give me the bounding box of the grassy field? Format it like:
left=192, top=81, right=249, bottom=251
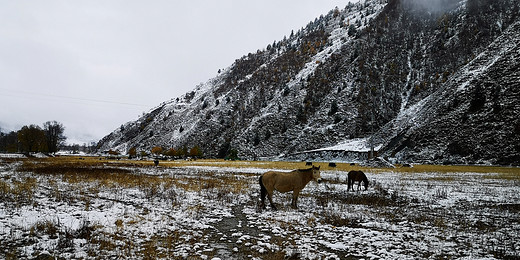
left=1, top=156, right=519, bottom=259
left=97, top=157, right=520, bottom=174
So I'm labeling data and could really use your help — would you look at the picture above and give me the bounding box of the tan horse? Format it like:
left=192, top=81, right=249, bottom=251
left=347, top=170, right=369, bottom=191
left=259, top=166, right=322, bottom=210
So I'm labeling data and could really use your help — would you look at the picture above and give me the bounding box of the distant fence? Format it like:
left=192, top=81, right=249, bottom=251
left=0, top=153, right=27, bottom=159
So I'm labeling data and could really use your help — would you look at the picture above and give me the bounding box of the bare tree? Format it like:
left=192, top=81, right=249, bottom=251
left=43, top=121, right=66, bottom=153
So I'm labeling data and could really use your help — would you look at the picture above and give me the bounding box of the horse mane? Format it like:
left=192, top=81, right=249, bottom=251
left=296, top=167, right=313, bottom=172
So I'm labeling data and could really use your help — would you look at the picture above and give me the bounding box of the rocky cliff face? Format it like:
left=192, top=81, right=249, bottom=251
left=377, top=19, right=520, bottom=165
left=97, top=0, right=520, bottom=165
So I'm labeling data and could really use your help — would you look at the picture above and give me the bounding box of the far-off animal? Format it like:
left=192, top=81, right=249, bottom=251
left=259, top=166, right=322, bottom=210
left=347, top=170, right=369, bottom=191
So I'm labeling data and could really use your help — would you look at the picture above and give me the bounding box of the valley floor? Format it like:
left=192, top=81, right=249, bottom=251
left=0, top=158, right=519, bottom=259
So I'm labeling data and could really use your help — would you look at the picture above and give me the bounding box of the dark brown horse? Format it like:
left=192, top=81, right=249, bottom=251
left=259, top=166, right=322, bottom=210
left=347, top=170, right=369, bottom=191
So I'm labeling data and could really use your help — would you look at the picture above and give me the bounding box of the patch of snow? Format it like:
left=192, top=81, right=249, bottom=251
left=310, top=138, right=382, bottom=152
left=1, top=161, right=520, bottom=259
left=0, top=153, right=26, bottom=158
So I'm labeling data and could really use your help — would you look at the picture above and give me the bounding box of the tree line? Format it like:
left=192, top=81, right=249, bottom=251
left=126, top=145, right=204, bottom=159
left=0, top=121, right=66, bottom=154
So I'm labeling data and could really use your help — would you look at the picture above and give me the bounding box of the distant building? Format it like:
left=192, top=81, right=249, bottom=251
left=284, top=138, right=381, bottom=162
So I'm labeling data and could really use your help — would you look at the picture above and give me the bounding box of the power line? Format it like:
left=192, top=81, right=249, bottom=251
left=0, top=88, right=152, bottom=108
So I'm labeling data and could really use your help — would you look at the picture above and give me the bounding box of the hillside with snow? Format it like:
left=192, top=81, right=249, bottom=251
left=97, top=0, right=520, bottom=165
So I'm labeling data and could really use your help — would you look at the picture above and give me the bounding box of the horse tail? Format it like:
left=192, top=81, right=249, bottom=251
left=259, top=175, right=267, bottom=204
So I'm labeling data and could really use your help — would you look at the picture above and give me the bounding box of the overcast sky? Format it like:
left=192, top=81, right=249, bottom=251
left=0, top=0, right=359, bottom=145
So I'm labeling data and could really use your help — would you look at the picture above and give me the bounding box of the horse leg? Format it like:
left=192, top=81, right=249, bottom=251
left=267, top=191, right=277, bottom=211
left=259, top=176, right=266, bottom=209
left=291, top=190, right=300, bottom=209
left=260, top=191, right=266, bottom=209
left=347, top=178, right=351, bottom=192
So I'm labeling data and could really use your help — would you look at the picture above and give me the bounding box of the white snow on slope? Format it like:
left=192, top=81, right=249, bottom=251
left=310, top=138, right=383, bottom=152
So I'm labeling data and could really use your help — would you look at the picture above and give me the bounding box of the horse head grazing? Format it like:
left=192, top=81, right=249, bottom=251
left=311, top=165, right=322, bottom=184
left=347, top=170, right=369, bottom=192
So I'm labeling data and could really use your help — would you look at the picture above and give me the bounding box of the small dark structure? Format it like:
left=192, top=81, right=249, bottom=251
left=305, top=162, right=313, bottom=166
left=328, top=162, right=337, bottom=167
left=153, top=159, right=159, bottom=167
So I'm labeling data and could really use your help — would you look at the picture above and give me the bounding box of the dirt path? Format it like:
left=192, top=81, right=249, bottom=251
left=209, top=201, right=362, bottom=259
left=210, top=200, right=284, bottom=259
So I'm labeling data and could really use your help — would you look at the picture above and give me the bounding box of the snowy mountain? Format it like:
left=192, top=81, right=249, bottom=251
left=97, top=0, right=520, bottom=165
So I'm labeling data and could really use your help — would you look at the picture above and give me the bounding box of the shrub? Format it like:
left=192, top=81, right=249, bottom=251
left=189, top=146, right=203, bottom=158
left=128, top=147, right=137, bottom=158
left=108, top=150, right=120, bottom=155
left=469, top=84, right=486, bottom=112
left=226, top=149, right=240, bottom=161
left=328, top=101, right=338, bottom=116
left=0, top=179, right=9, bottom=199
left=164, top=148, right=176, bottom=157
left=321, top=211, right=362, bottom=228
left=11, top=177, right=38, bottom=206
left=151, top=146, right=163, bottom=156
left=33, top=220, right=59, bottom=239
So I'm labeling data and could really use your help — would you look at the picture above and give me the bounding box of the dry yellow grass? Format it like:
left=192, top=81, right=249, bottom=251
left=16, top=156, right=520, bottom=180
left=392, top=164, right=520, bottom=174
left=157, top=159, right=520, bottom=175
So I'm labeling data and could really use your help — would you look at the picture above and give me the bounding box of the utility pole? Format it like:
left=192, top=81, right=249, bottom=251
left=369, top=112, right=375, bottom=160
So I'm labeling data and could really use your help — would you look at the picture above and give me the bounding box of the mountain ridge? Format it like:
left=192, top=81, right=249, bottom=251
left=97, top=0, right=520, bottom=165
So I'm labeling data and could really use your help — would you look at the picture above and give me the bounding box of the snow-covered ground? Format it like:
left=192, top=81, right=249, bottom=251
left=1, top=159, right=519, bottom=259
